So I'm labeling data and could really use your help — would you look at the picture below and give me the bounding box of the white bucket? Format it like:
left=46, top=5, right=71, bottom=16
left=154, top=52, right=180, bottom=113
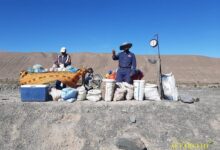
left=133, top=80, right=145, bottom=101
left=102, top=79, right=116, bottom=101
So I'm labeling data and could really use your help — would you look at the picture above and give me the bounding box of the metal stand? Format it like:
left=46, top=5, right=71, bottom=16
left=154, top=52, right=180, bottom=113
left=155, top=34, right=164, bottom=99
left=150, top=34, right=164, bottom=99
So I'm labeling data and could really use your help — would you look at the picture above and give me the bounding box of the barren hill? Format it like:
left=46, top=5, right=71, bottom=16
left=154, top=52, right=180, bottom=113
left=0, top=52, right=220, bottom=84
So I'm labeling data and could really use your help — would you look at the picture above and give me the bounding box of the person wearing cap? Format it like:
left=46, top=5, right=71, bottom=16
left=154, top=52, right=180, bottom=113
left=54, top=47, right=71, bottom=68
left=112, top=42, right=136, bottom=84
left=54, top=47, right=71, bottom=89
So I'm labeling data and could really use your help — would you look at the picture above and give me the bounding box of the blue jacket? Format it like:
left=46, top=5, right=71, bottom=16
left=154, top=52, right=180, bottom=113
left=112, top=51, right=136, bottom=71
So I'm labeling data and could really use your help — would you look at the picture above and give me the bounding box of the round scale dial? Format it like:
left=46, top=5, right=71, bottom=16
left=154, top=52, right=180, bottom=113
left=150, top=39, right=158, bottom=47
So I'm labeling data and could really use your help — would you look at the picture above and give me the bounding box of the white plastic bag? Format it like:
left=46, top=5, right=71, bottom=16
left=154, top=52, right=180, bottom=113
left=86, top=89, right=102, bottom=102
left=115, top=82, right=134, bottom=100
left=77, top=86, right=87, bottom=101
left=123, top=82, right=134, bottom=100
left=49, top=88, right=62, bottom=101
left=162, top=72, right=178, bottom=101
left=113, top=88, right=126, bottom=101
left=144, top=83, right=161, bottom=101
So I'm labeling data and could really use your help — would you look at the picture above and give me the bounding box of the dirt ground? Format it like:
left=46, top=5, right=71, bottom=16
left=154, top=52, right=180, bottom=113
left=0, top=85, right=220, bottom=150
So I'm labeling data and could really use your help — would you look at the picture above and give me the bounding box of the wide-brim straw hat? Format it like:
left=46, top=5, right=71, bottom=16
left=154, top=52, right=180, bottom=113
left=119, top=42, right=132, bottom=50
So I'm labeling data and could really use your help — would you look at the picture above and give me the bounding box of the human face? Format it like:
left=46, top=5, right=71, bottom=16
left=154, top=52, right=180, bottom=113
left=123, top=46, right=130, bottom=51
left=61, top=52, right=66, bottom=55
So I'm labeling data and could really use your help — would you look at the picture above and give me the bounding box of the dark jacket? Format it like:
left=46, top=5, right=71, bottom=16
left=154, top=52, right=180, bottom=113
left=112, top=51, right=136, bottom=71
left=55, top=54, right=71, bottom=67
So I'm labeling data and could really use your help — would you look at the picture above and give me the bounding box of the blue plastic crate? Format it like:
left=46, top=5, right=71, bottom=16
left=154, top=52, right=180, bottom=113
left=20, top=85, right=50, bottom=102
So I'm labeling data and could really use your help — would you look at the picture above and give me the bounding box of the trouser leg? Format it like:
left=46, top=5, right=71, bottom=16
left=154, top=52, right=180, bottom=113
left=124, top=70, right=132, bottom=84
left=116, top=70, right=124, bottom=82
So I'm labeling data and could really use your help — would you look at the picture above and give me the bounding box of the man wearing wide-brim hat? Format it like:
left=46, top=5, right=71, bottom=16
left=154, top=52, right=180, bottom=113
left=112, top=42, right=136, bottom=84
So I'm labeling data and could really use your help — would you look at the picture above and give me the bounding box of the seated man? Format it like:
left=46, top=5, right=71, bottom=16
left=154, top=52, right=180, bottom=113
left=54, top=47, right=71, bottom=68
left=54, top=47, right=72, bottom=89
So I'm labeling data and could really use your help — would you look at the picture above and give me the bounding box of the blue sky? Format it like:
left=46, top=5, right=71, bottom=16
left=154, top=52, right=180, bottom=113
left=0, top=0, right=219, bottom=57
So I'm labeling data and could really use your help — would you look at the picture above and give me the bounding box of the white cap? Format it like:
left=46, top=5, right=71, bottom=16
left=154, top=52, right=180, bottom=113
left=60, top=47, right=67, bottom=53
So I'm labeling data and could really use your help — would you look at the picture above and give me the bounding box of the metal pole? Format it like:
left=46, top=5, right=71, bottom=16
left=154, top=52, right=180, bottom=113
left=156, top=34, right=163, bottom=99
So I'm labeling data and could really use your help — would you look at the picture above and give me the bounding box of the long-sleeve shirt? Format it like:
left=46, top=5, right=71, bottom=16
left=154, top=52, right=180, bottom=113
left=112, top=51, right=136, bottom=70
left=55, top=54, right=71, bottom=67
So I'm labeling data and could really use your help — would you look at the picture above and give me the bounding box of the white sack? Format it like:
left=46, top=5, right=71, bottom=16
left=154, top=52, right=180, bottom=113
left=144, top=83, right=161, bottom=101
left=162, top=72, right=178, bottom=101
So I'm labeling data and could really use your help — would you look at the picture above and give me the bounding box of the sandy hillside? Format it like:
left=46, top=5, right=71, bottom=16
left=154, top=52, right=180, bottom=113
left=0, top=52, right=220, bottom=84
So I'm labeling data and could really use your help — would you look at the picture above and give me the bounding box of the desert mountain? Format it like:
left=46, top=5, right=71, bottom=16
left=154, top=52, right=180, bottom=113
left=0, top=52, right=219, bottom=84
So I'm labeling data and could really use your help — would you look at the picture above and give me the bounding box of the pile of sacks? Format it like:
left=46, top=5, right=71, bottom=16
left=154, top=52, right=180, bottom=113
left=49, top=86, right=102, bottom=103
left=102, top=80, right=162, bottom=102
left=113, top=82, right=134, bottom=101
left=101, top=79, right=162, bottom=102
left=26, top=64, right=79, bottom=73
left=27, top=64, right=48, bottom=73
left=49, top=64, right=78, bottom=73
left=101, top=73, right=180, bottom=102
left=48, top=72, right=180, bottom=102
left=49, top=87, right=79, bottom=103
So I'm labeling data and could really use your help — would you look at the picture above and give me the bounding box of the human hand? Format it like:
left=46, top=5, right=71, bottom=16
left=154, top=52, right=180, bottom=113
left=112, top=49, right=116, bottom=56
left=130, top=70, right=136, bottom=77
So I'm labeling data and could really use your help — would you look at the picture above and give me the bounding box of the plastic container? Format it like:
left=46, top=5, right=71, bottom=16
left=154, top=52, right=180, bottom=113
left=20, top=85, right=49, bottom=102
left=102, top=79, right=116, bottom=101
left=144, top=83, right=161, bottom=101
left=133, top=80, right=145, bottom=101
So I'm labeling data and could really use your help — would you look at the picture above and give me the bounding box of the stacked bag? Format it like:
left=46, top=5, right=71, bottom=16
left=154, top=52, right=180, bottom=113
left=113, top=82, right=134, bottom=101
left=86, top=89, right=102, bottom=102
left=49, top=87, right=78, bottom=103
left=76, top=86, right=87, bottom=101
left=144, top=83, right=161, bottom=101
left=48, top=72, right=179, bottom=102
left=162, top=72, right=179, bottom=101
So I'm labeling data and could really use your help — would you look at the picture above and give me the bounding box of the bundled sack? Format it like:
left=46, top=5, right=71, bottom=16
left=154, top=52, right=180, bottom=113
left=123, top=82, right=134, bottom=100
left=31, top=64, right=46, bottom=73
left=60, top=88, right=78, bottom=103
left=162, top=72, right=178, bottom=101
left=49, top=87, right=62, bottom=101
left=115, top=82, right=134, bottom=100
left=144, top=83, right=161, bottom=101
left=77, top=86, right=87, bottom=101
left=113, top=84, right=127, bottom=101
left=86, top=89, right=102, bottom=102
